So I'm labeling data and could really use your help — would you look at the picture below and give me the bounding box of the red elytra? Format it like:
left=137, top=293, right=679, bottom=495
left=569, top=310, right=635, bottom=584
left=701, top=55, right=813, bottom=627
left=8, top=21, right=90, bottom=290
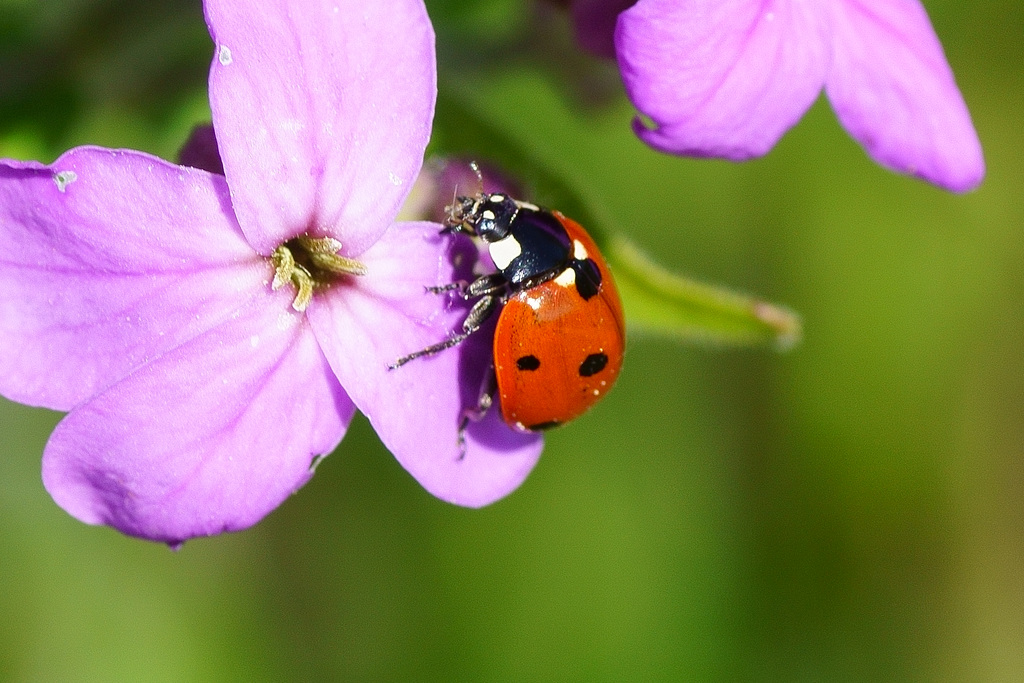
left=389, top=176, right=626, bottom=442
left=492, top=212, right=625, bottom=432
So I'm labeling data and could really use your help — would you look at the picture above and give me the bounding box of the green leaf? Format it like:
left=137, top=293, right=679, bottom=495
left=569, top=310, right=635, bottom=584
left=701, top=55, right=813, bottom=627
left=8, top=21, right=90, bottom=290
left=429, top=88, right=801, bottom=351
left=607, top=237, right=801, bottom=350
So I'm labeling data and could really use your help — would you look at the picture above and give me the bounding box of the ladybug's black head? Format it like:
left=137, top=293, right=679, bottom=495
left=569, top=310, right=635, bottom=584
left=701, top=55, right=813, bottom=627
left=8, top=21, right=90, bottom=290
left=446, top=193, right=518, bottom=242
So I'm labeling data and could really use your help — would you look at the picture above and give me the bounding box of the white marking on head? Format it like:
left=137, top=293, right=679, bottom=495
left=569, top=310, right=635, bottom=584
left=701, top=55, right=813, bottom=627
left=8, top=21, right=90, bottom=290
left=554, top=268, right=576, bottom=287
left=482, top=209, right=496, bottom=220
left=527, top=296, right=542, bottom=311
left=489, top=235, right=522, bottom=270
left=573, top=239, right=588, bottom=260
left=489, top=194, right=506, bottom=203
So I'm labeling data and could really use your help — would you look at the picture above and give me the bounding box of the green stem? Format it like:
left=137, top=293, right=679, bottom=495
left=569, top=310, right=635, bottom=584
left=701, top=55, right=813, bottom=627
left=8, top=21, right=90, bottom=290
left=608, top=237, right=801, bottom=350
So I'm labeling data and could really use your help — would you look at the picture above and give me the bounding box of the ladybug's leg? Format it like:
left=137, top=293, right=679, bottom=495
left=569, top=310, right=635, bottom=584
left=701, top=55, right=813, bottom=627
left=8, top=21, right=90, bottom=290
left=463, top=273, right=508, bottom=297
left=425, top=281, right=465, bottom=294
left=388, top=292, right=504, bottom=369
left=456, top=366, right=497, bottom=460
left=389, top=272, right=509, bottom=368
left=426, top=272, right=506, bottom=298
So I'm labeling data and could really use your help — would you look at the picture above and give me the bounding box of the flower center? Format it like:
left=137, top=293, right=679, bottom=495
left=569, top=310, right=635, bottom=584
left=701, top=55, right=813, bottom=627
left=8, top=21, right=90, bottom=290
left=271, top=235, right=367, bottom=311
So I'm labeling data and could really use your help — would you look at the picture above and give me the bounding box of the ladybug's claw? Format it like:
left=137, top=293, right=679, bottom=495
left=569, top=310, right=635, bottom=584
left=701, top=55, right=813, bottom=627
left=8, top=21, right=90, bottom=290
left=456, top=367, right=497, bottom=460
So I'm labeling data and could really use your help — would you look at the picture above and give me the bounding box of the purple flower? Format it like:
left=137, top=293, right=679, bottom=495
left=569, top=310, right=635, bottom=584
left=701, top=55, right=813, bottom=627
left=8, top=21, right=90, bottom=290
left=0, top=0, right=540, bottom=544
left=570, top=0, right=638, bottom=59
left=574, top=0, right=984, bottom=192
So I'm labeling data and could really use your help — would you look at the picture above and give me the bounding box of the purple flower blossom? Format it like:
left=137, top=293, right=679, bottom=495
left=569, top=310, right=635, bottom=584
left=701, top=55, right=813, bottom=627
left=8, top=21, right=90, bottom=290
left=570, top=0, right=638, bottom=59
left=573, top=0, right=984, bottom=192
left=0, top=0, right=540, bottom=544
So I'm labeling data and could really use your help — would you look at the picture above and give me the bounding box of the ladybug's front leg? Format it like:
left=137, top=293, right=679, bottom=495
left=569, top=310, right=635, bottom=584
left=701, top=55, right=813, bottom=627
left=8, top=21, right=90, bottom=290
left=426, top=272, right=506, bottom=298
left=388, top=273, right=508, bottom=369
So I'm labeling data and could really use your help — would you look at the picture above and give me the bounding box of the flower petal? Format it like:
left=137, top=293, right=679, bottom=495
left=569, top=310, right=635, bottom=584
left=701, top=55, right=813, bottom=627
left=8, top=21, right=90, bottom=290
left=616, top=0, right=829, bottom=159
left=42, top=291, right=353, bottom=544
left=0, top=147, right=267, bottom=411
left=824, top=0, right=984, bottom=192
left=308, top=222, right=543, bottom=507
left=205, top=0, right=436, bottom=255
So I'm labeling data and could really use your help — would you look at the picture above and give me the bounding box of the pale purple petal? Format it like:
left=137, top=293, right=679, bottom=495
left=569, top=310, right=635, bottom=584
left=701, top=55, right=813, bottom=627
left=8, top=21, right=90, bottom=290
left=0, top=147, right=268, bottom=411
left=42, top=291, right=353, bottom=544
left=571, top=0, right=638, bottom=59
left=616, top=0, right=829, bottom=159
left=824, top=0, right=984, bottom=192
left=308, top=222, right=542, bottom=507
left=205, top=0, right=436, bottom=255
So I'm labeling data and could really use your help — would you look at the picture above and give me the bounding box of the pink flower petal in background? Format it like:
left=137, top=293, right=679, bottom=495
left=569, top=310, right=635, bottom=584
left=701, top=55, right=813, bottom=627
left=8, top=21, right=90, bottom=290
left=178, top=124, right=224, bottom=175
left=572, top=0, right=984, bottom=191
left=824, top=0, right=984, bottom=191
left=617, top=0, right=829, bottom=160
left=572, top=0, right=638, bottom=58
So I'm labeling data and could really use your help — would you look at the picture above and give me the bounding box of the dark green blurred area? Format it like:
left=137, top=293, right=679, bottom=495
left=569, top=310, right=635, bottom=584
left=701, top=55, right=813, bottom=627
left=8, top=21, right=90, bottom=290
left=2, top=0, right=1022, bottom=680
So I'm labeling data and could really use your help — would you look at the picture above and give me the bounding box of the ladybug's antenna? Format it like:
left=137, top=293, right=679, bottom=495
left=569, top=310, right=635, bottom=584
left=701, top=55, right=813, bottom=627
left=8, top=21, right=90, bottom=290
left=468, top=160, right=485, bottom=196
left=449, top=182, right=459, bottom=217
left=443, top=183, right=463, bottom=230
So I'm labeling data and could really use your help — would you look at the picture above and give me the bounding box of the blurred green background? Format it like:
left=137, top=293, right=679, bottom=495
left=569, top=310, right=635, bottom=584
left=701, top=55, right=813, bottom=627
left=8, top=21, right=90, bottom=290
left=2, top=0, right=1022, bottom=680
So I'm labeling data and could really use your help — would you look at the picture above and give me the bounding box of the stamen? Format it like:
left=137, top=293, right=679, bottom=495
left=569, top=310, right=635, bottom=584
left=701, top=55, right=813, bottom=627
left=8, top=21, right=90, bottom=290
left=297, top=236, right=368, bottom=276
left=271, top=246, right=313, bottom=311
left=290, top=271, right=314, bottom=311
left=270, top=237, right=367, bottom=312
left=271, top=245, right=295, bottom=291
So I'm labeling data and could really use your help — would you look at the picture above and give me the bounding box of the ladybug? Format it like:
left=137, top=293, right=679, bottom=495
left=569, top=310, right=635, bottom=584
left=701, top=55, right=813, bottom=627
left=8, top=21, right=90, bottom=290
left=391, top=165, right=625, bottom=438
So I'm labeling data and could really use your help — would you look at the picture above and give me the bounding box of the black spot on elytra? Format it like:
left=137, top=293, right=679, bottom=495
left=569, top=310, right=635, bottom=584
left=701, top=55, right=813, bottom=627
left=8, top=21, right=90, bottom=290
left=516, top=355, right=541, bottom=371
left=578, top=352, right=608, bottom=377
left=527, top=420, right=561, bottom=431
left=572, top=258, right=602, bottom=300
